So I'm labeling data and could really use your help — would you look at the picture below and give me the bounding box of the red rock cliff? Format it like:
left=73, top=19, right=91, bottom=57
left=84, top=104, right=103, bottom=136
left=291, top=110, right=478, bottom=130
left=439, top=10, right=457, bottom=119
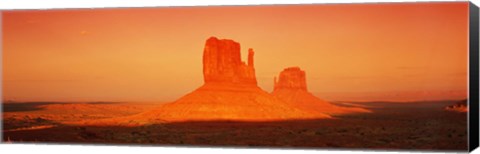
left=274, top=67, right=307, bottom=91
left=203, top=37, right=257, bottom=86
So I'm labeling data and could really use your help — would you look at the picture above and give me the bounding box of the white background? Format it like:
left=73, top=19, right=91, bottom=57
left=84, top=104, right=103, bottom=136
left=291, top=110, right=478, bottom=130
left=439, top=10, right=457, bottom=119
left=0, top=0, right=479, bottom=154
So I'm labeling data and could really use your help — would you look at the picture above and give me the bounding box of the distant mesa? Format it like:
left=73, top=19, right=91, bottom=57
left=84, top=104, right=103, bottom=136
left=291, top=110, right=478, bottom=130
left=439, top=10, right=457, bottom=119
left=445, top=99, right=467, bottom=112
left=272, top=67, right=369, bottom=115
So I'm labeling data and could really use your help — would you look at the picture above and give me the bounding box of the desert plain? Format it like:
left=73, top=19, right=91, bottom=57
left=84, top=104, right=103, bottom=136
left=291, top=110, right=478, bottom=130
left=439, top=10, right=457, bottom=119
left=2, top=100, right=467, bottom=151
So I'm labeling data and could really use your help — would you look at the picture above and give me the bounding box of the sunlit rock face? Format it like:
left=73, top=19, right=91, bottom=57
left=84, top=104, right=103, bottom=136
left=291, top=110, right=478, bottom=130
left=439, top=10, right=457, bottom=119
left=203, top=37, right=257, bottom=86
left=272, top=67, right=369, bottom=115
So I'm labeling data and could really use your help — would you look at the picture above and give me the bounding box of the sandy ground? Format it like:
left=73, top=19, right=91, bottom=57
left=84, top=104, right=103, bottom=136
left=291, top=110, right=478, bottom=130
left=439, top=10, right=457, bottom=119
left=2, top=100, right=467, bottom=151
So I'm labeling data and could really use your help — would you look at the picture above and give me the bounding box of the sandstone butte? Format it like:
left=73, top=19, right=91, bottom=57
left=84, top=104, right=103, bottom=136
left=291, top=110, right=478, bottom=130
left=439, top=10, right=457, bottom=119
left=272, top=67, right=370, bottom=115
left=79, top=37, right=330, bottom=126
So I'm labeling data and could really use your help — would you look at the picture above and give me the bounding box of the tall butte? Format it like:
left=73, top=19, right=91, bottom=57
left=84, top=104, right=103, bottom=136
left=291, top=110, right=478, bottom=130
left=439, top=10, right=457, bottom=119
left=272, top=67, right=369, bottom=115
left=203, top=37, right=257, bottom=86
left=104, top=37, right=331, bottom=124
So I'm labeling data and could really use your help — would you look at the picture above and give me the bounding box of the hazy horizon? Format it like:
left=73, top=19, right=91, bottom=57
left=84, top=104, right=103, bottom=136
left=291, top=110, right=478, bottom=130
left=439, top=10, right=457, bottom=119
left=2, top=2, right=469, bottom=102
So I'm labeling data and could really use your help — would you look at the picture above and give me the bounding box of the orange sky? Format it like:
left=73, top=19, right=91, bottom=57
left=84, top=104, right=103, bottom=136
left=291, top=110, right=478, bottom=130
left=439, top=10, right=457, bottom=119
left=2, top=2, right=469, bottom=102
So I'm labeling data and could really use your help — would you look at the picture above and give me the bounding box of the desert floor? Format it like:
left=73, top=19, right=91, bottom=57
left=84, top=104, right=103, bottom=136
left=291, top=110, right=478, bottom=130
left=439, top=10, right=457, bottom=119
left=2, top=100, right=467, bottom=151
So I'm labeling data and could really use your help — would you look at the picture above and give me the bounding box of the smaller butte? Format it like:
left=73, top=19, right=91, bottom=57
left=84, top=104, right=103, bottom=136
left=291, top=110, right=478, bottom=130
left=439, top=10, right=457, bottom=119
left=272, top=67, right=370, bottom=115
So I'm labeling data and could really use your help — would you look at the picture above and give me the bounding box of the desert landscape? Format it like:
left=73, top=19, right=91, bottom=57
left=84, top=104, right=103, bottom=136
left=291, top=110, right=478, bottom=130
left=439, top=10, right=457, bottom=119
left=2, top=100, right=468, bottom=151
left=2, top=37, right=468, bottom=151
left=2, top=2, right=470, bottom=152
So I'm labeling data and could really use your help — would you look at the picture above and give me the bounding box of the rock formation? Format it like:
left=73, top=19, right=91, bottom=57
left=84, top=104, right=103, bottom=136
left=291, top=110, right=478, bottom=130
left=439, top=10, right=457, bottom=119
left=83, top=37, right=330, bottom=125
left=134, top=38, right=332, bottom=122
left=274, top=67, right=307, bottom=91
left=272, top=67, right=369, bottom=115
left=203, top=37, right=256, bottom=86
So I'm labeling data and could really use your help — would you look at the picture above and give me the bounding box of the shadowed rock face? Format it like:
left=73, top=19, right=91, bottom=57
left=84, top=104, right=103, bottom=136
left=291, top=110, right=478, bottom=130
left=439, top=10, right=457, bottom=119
left=203, top=37, right=257, bottom=86
left=272, top=67, right=369, bottom=115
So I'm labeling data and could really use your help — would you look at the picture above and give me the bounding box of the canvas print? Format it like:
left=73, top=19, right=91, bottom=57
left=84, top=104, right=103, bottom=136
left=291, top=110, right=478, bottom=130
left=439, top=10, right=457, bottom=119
left=1, top=2, right=474, bottom=151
